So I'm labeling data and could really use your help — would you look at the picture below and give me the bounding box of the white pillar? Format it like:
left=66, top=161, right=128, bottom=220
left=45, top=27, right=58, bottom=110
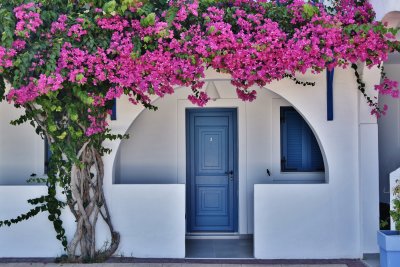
left=390, top=168, right=400, bottom=230
left=358, top=64, right=381, bottom=253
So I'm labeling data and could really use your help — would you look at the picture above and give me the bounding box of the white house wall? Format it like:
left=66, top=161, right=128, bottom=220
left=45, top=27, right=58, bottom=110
left=0, top=101, right=44, bottom=185
left=0, top=67, right=381, bottom=258
left=114, top=78, right=326, bottom=235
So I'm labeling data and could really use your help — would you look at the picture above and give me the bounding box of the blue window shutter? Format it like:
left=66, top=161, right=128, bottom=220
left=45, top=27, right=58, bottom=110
left=309, top=129, right=324, bottom=171
left=282, top=109, right=303, bottom=171
left=281, top=107, right=324, bottom=172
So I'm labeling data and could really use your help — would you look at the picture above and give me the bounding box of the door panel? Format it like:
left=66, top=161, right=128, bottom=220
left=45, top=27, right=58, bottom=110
left=197, top=127, right=226, bottom=174
left=187, top=109, right=237, bottom=232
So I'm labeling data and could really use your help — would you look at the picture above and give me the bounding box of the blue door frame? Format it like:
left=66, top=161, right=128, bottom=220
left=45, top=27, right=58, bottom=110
left=186, top=108, right=238, bottom=232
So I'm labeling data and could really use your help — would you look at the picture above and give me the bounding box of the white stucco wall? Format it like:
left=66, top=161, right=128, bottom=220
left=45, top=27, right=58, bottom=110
left=255, top=184, right=358, bottom=259
left=255, top=66, right=379, bottom=258
left=0, top=184, right=185, bottom=258
left=379, top=62, right=400, bottom=204
left=0, top=101, right=44, bottom=185
left=0, top=65, right=381, bottom=258
left=109, top=67, right=378, bottom=257
left=0, top=186, right=65, bottom=257
left=114, top=78, right=326, bottom=234
left=110, top=185, right=185, bottom=258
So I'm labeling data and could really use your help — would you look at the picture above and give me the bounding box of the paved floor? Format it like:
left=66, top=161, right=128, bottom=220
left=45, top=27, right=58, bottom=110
left=0, top=264, right=357, bottom=267
left=361, top=254, right=379, bottom=267
left=186, top=239, right=253, bottom=258
left=0, top=259, right=368, bottom=267
left=0, top=239, right=371, bottom=267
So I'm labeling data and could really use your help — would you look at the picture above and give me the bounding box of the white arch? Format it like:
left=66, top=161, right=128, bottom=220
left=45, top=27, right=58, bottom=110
left=382, top=11, right=400, bottom=40
left=382, top=11, right=400, bottom=27
left=369, top=0, right=400, bottom=21
left=111, top=74, right=329, bottom=185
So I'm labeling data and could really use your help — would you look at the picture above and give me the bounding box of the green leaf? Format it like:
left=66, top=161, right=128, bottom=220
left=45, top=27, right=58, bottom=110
left=120, top=4, right=128, bottom=13
left=140, top=13, right=156, bottom=27
left=143, top=36, right=151, bottom=43
left=103, top=0, right=117, bottom=14
left=303, top=4, right=318, bottom=19
left=165, top=6, right=178, bottom=26
left=70, top=113, right=78, bottom=121
left=76, top=73, right=84, bottom=81
left=57, top=132, right=67, bottom=140
left=208, top=26, right=216, bottom=34
left=48, top=124, right=57, bottom=132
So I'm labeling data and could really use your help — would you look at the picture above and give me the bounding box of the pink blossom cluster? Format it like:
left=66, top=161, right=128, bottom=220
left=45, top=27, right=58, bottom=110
left=50, top=15, right=68, bottom=34
left=335, top=0, right=375, bottom=24
left=86, top=113, right=109, bottom=136
left=0, top=46, right=16, bottom=72
left=67, top=19, right=88, bottom=41
left=97, top=16, right=130, bottom=32
left=375, top=78, right=399, bottom=98
left=13, top=2, right=43, bottom=38
left=12, top=40, right=26, bottom=51
left=5, top=0, right=400, bottom=135
left=7, top=73, right=64, bottom=104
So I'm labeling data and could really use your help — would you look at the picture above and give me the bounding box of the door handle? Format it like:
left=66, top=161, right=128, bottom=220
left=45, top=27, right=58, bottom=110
left=225, top=170, right=234, bottom=181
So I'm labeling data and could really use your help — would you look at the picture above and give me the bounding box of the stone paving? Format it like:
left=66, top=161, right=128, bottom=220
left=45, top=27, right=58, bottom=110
left=0, top=264, right=351, bottom=267
left=0, top=259, right=367, bottom=267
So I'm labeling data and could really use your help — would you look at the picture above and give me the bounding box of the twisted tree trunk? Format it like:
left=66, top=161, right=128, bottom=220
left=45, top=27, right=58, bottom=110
left=24, top=103, right=120, bottom=261
left=67, top=143, right=120, bottom=260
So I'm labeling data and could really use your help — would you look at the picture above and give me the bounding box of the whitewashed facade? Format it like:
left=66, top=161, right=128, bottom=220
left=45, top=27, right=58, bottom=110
left=0, top=1, right=399, bottom=260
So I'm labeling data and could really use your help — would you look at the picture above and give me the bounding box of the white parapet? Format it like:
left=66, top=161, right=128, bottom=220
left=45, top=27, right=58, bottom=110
left=0, top=184, right=186, bottom=258
left=0, top=186, right=66, bottom=257
left=390, top=168, right=400, bottom=230
left=254, top=184, right=361, bottom=259
left=109, top=184, right=186, bottom=258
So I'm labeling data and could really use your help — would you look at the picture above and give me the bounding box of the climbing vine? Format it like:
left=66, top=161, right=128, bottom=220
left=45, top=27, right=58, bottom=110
left=0, top=0, right=399, bottom=262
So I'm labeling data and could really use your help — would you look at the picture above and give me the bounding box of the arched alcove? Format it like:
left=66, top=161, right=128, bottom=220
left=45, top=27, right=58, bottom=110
left=114, top=94, right=180, bottom=184
left=113, top=79, right=327, bottom=185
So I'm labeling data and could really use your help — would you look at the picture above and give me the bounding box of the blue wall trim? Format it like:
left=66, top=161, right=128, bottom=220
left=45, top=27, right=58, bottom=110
left=327, top=68, right=334, bottom=121
left=111, top=99, right=117, bottom=120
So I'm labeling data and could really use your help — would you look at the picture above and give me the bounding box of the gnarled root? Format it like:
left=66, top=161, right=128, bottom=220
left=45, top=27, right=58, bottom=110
left=67, top=143, right=119, bottom=261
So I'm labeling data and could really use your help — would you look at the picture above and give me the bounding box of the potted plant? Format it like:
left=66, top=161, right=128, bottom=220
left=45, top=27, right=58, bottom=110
left=378, top=180, right=400, bottom=267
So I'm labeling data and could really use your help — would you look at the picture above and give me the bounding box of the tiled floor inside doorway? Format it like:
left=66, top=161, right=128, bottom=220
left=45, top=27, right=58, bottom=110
left=185, top=238, right=253, bottom=258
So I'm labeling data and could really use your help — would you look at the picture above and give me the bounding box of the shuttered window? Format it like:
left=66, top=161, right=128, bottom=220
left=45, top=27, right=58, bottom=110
left=280, top=107, right=324, bottom=172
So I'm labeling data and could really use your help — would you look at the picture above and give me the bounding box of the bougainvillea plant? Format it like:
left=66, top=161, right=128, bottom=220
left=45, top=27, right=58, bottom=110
left=0, top=0, right=399, bottom=262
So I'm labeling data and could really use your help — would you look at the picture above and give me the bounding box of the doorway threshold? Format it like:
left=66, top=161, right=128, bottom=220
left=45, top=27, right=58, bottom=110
left=186, top=233, right=251, bottom=239
left=185, top=237, right=254, bottom=258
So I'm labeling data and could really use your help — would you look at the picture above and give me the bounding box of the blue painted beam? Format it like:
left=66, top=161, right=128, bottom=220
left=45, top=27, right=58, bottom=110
left=111, top=99, right=117, bottom=120
left=327, top=69, right=334, bottom=121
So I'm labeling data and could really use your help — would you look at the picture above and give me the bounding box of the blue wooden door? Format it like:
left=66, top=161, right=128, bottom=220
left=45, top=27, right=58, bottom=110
left=186, top=108, right=237, bottom=232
